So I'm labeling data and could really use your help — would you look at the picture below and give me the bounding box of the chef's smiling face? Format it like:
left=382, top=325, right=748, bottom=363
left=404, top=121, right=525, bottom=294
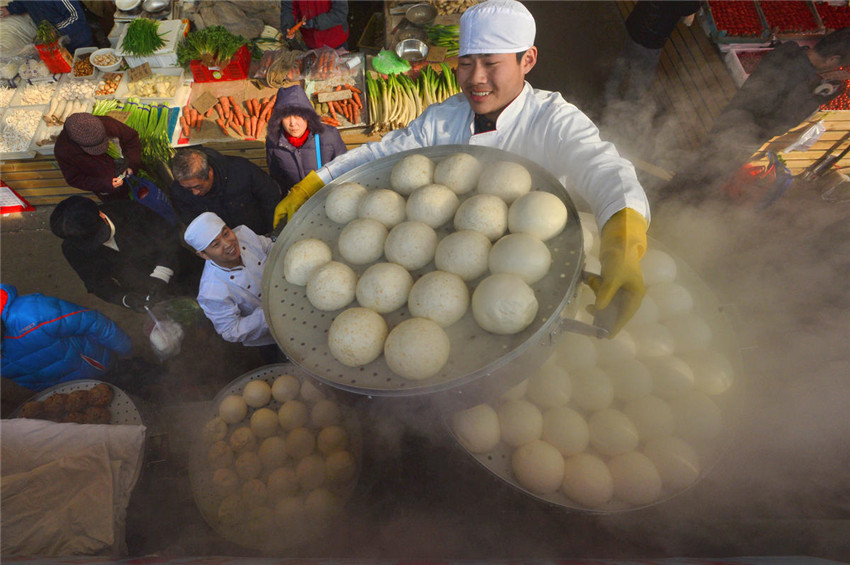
left=199, top=226, right=241, bottom=268
left=457, top=48, right=537, bottom=122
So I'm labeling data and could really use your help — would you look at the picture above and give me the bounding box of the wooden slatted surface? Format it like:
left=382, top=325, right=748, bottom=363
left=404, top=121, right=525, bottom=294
left=615, top=0, right=738, bottom=151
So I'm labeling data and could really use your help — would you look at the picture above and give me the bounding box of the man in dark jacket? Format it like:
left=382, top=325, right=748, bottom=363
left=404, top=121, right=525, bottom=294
left=0, top=0, right=93, bottom=52
left=55, top=113, right=142, bottom=201
left=604, top=0, right=702, bottom=105
left=660, top=26, right=850, bottom=202
left=170, top=146, right=281, bottom=236
left=50, top=196, right=203, bottom=312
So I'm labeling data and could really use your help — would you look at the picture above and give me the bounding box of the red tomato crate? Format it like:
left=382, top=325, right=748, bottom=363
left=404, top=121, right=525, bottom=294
left=34, top=42, right=72, bottom=73
left=815, top=1, right=850, bottom=32
left=757, top=0, right=824, bottom=39
left=705, top=1, right=770, bottom=43
left=190, top=45, right=251, bottom=83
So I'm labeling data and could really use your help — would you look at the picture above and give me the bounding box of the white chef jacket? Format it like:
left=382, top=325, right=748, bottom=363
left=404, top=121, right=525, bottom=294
left=196, top=225, right=275, bottom=347
left=320, top=82, right=649, bottom=229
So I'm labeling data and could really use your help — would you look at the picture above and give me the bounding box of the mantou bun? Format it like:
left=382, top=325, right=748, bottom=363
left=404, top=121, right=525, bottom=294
left=325, top=182, right=368, bottom=224
left=390, top=154, right=435, bottom=195
left=477, top=160, right=532, bottom=203
left=284, top=238, right=332, bottom=286
left=434, top=152, right=482, bottom=195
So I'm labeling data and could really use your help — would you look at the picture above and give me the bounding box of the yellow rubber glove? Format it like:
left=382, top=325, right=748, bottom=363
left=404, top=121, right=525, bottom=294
left=587, top=208, right=648, bottom=337
left=273, top=170, right=325, bottom=229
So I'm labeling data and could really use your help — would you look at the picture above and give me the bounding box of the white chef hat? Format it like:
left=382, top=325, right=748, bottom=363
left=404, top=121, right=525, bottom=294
left=184, top=211, right=226, bottom=252
left=459, top=0, right=536, bottom=57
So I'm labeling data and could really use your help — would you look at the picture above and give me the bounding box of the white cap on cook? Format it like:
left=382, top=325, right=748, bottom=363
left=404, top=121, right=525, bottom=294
left=459, top=0, right=536, bottom=57
left=184, top=211, right=226, bottom=252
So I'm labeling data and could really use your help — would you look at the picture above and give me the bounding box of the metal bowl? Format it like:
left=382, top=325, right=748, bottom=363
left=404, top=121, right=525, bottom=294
left=395, top=38, right=429, bottom=62
left=406, top=2, right=438, bottom=25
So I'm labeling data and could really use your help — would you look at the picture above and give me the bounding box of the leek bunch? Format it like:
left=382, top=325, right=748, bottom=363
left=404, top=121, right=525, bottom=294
left=93, top=98, right=175, bottom=188
left=366, top=63, right=460, bottom=133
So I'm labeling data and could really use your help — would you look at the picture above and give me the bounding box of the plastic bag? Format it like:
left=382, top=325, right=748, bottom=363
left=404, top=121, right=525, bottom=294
left=146, top=308, right=184, bottom=361
left=125, top=174, right=179, bottom=225
left=301, top=46, right=344, bottom=81
left=783, top=120, right=825, bottom=153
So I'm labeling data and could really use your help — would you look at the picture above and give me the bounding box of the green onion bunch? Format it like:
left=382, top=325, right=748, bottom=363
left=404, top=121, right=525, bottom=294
left=121, top=18, right=166, bottom=56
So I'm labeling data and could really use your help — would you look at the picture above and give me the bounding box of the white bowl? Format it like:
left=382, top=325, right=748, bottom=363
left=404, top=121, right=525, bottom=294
left=90, top=48, right=123, bottom=72
left=115, top=0, right=141, bottom=11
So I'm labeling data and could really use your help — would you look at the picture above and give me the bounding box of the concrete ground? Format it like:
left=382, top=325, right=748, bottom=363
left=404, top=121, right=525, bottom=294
left=3, top=1, right=850, bottom=561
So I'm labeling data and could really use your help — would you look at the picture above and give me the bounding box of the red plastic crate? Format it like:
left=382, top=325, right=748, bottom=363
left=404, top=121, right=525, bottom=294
left=190, top=45, right=251, bottom=83
left=34, top=42, right=72, bottom=73
left=705, top=1, right=769, bottom=42
left=815, top=1, right=850, bottom=31
left=758, top=0, right=823, bottom=36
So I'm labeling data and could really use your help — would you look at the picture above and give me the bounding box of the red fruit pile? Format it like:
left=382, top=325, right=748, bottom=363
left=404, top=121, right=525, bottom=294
left=815, top=2, right=850, bottom=30
left=759, top=1, right=819, bottom=33
left=736, top=50, right=769, bottom=74
left=820, top=81, right=850, bottom=110
left=708, top=1, right=765, bottom=37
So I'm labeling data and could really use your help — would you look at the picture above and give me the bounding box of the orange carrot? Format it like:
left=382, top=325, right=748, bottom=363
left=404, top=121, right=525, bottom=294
left=216, top=118, right=228, bottom=135
left=249, top=115, right=258, bottom=139
left=327, top=101, right=337, bottom=120
left=180, top=115, right=190, bottom=138
left=229, top=96, right=243, bottom=124
left=204, top=107, right=215, bottom=118
left=350, top=90, right=362, bottom=109
left=219, top=97, right=231, bottom=119
left=249, top=98, right=258, bottom=116
left=214, top=102, right=224, bottom=120
left=345, top=83, right=362, bottom=94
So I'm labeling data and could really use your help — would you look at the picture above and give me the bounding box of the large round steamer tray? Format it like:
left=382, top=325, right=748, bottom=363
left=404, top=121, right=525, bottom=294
left=187, top=363, right=363, bottom=552
left=263, top=145, right=585, bottom=397
left=12, top=379, right=144, bottom=425
left=447, top=240, right=746, bottom=513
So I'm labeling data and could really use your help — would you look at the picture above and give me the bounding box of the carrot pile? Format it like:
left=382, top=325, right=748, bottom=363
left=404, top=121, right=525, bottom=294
left=310, top=50, right=338, bottom=81
left=180, top=92, right=278, bottom=141
left=320, top=83, right=362, bottom=128
left=180, top=105, right=203, bottom=138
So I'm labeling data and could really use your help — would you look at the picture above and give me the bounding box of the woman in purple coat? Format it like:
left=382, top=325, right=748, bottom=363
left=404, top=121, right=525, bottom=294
left=265, top=85, right=347, bottom=198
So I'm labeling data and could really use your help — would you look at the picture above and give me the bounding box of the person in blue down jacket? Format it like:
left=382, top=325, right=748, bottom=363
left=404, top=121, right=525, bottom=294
left=0, top=283, right=132, bottom=392
left=0, top=0, right=93, bottom=52
left=265, top=85, right=347, bottom=201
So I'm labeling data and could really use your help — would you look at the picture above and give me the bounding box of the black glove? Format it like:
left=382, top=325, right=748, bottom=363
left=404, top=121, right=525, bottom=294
left=147, top=278, right=170, bottom=304
left=122, top=292, right=149, bottom=313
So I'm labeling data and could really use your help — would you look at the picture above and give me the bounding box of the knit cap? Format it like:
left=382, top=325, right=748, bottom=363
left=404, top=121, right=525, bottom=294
left=459, top=0, right=536, bottom=56
left=49, top=195, right=111, bottom=249
left=64, top=113, right=109, bottom=155
left=184, top=212, right=226, bottom=252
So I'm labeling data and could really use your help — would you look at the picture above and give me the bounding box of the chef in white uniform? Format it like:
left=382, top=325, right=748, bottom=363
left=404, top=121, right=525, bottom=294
left=274, top=0, right=650, bottom=335
left=184, top=212, right=276, bottom=348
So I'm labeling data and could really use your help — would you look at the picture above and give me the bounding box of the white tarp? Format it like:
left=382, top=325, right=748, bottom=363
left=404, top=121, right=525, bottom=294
left=1, top=419, right=146, bottom=557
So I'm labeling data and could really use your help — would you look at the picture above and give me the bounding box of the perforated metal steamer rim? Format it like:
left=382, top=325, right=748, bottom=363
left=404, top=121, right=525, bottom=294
left=187, top=363, right=363, bottom=552
left=447, top=239, right=747, bottom=513
left=12, top=379, right=144, bottom=425
left=263, top=145, right=585, bottom=397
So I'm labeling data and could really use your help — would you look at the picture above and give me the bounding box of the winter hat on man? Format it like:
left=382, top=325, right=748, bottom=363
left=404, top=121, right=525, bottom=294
left=184, top=212, right=226, bottom=252
left=49, top=195, right=111, bottom=249
left=64, top=113, right=109, bottom=155
left=459, top=0, right=536, bottom=57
